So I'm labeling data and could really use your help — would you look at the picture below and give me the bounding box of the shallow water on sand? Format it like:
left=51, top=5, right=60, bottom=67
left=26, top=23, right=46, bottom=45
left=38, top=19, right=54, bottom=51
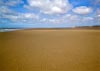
left=0, top=29, right=100, bottom=71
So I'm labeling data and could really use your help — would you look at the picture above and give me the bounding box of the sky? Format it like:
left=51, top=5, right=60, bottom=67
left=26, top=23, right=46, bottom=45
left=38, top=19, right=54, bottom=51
left=0, top=0, right=100, bottom=28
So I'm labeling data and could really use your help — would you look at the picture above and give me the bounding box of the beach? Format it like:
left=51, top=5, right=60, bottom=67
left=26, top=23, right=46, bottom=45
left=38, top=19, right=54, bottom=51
left=0, top=29, right=100, bottom=71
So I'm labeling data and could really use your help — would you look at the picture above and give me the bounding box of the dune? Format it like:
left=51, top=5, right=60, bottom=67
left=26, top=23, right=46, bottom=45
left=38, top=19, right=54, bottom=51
left=0, top=28, right=100, bottom=71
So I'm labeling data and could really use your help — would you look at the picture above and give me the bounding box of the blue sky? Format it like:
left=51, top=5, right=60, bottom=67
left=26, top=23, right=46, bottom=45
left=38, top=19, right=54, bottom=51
left=0, top=0, right=100, bottom=28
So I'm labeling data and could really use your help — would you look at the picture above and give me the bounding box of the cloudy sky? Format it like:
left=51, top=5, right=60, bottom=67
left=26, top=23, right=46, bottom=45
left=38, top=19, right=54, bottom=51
left=0, top=0, right=100, bottom=28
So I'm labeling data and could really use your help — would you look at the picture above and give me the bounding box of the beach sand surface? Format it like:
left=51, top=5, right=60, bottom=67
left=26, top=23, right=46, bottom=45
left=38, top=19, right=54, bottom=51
left=0, top=29, right=100, bottom=71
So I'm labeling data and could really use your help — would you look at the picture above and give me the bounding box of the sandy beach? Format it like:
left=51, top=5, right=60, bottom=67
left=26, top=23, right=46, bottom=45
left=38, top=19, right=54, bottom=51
left=0, top=29, right=100, bottom=71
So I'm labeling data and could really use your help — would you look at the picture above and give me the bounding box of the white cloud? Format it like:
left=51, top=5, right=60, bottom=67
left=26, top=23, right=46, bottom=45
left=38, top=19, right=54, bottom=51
left=83, top=17, right=94, bottom=21
left=27, top=0, right=72, bottom=14
left=93, top=0, right=100, bottom=6
left=0, top=6, right=12, bottom=13
left=96, top=9, right=100, bottom=16
left=0, top=0, right=99, bottom=26
left=72, top=6, right=93, bottom=15
left=0, top=0, right=39, bottom=24
left=97, top=15, right=100, bottom=17
left=21, top=13, right=39, bottom=19
left=3, top=13, right=39, bottom=24
left=0, top=6, right=39, bottom=24
left=0, top=0, right=23, bottom=6
left=42, top=6, right=66, bottom=14
left=28, top=0, right=44, bottom=7
left=40, top=18, right=63, bottom=24
left=6, top=0, right=23, bottom=6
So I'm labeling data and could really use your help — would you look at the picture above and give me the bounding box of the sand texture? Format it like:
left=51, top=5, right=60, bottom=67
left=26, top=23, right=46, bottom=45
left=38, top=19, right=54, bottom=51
left=0, top=29, right=100, bottom=71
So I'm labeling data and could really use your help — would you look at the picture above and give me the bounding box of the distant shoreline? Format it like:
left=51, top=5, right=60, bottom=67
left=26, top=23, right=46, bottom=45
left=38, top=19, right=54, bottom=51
left=0, top=26, right=100, bottom=32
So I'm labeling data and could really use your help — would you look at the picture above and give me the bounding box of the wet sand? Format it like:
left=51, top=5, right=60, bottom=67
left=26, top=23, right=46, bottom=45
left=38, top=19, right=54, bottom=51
left=0, top=29, right=100, bottom=71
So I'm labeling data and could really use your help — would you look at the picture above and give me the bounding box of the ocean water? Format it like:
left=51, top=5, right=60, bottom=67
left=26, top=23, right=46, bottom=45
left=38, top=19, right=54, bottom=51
left=0, top=29, right=20, bottom=32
